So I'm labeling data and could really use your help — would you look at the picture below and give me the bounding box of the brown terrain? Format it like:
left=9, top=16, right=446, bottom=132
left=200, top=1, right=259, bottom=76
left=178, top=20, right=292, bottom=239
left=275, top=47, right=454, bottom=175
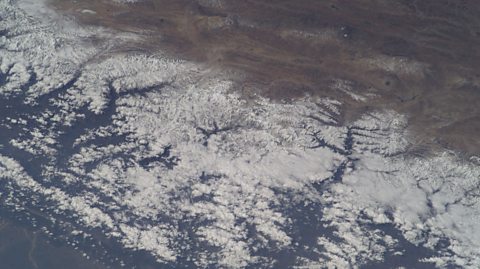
left=49, top=0, right=480, bottom=157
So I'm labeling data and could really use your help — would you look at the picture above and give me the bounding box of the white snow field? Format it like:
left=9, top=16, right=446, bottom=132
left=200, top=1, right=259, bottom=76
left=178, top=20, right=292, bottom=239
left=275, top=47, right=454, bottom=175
left=0, top=1, right=479, bottom=268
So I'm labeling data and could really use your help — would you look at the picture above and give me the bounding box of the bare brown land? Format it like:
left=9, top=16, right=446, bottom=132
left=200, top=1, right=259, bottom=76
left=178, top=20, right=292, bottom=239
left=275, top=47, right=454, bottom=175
left=49, top=0, right=480, bottom=156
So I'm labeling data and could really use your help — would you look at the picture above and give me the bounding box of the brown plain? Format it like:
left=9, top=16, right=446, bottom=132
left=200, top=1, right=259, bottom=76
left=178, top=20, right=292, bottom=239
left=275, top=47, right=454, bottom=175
left=49, top=0, right=480, bottom=157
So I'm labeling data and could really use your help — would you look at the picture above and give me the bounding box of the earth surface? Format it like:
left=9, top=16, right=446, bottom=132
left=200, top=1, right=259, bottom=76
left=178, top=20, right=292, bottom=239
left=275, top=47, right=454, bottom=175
left=0, top=0, right=479, bottom=268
